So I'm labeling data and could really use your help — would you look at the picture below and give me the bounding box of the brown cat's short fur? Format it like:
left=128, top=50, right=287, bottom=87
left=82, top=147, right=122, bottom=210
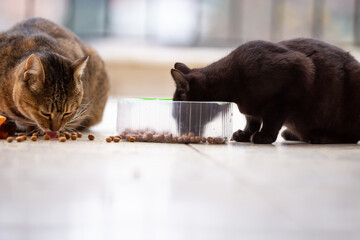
left=171, top=38, right=360, bottom=144
left=0, top=18, right=109, bottom=133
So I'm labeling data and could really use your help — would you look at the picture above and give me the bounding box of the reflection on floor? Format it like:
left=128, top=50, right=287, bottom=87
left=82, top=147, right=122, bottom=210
left=0, top=99, right=360, bottom=240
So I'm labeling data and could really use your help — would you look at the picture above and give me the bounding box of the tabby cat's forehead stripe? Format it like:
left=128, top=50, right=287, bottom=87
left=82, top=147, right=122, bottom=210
left=40, top=53, right=73, bottom=113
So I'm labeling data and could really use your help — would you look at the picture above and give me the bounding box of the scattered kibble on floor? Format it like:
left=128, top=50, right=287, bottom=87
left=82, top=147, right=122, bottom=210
left=2, top=130, right=226, bottom=144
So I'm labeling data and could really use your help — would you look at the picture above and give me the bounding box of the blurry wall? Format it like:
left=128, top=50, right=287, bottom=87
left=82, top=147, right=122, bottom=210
left=0, top=0, right=359, bottom=97
left=1, top=0, right=358, bottom=45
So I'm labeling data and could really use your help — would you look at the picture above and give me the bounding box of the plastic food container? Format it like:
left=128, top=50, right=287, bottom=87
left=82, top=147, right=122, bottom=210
left=116, top=98, right=233, bottom=144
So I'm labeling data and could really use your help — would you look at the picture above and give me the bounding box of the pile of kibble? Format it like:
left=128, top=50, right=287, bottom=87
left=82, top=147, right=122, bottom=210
left=5, top=132, right=97, bottom=143
left=105, top=130, right=226, bottom=144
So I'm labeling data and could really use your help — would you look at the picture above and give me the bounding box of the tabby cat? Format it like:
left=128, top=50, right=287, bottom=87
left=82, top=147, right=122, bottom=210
left=0, top=18, right=109, bottom=135
left=171, top=38, right=360, bottom=144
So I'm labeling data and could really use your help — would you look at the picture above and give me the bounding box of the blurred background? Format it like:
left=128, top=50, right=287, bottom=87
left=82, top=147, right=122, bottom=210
left=0, top=0, right=359, bottom=97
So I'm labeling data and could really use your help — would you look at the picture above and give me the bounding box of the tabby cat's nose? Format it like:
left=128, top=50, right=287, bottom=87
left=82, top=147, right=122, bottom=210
left=50, top=121, right=61, bottom=131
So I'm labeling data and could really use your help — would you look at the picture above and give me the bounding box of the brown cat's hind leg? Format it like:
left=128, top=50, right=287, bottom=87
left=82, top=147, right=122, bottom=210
left=232, top=116, right=261, bottom=142
left=281, top=129, right=300, bottom=141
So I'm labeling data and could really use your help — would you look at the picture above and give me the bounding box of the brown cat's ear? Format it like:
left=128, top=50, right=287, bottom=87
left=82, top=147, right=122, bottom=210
left=23, top=54, right=45, bottom=87
left=72, top=56, right=89, bottom=80
left=171, top=69, right=189, bottom=92
left=174, top=62, right=191, bottom=74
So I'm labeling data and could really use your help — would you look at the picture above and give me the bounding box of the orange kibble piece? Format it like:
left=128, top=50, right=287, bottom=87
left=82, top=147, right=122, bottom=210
left=0, top=115, right=6, bottom=126
left=64, top=132, right=71, bottom=139
left=16, top=136, right=23, bottom=142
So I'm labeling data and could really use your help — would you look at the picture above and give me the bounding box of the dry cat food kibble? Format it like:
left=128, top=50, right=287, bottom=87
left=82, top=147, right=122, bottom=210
left=30, top=136, right=37, bottom=141
left=64, top=132, right=71, bottom=139
left=71, top=134, right=77, bottom=140
left=117, top=129, right=226, bottom=144
left=105, top=137, right=112, bottom=143
left=43, top=134, right=50, bottom=140
left=113, top=137, right=120, bottom=143
left=88, top=134, right=95, bottom=141
left=77, top=132, right=82, bottom=138
left=16, top=136, right=24, bottom=142
left=59, top=137, right=66, bottom=142
left=6, top=137, right=13, bottom=143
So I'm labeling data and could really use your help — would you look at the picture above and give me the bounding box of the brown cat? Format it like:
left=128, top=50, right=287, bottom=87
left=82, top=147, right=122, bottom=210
left=0, top=18, right=109, bottom=135
left=171, top=38, right=360, bottom=144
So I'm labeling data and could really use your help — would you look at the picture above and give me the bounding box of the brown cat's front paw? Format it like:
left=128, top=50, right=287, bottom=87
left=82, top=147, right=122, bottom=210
left=250, top=132, right=276, bottom=144
left=232, top=129, right=250, bottom=142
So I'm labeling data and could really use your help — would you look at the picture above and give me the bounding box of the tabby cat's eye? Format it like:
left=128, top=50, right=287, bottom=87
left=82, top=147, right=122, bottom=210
left=63, top=112, right=72, bottom=118
left=40, top=111, right=51, bottom=120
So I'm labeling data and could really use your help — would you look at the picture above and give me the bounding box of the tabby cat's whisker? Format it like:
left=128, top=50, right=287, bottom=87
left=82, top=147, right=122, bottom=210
left=27, top=127, right=42, bottom=135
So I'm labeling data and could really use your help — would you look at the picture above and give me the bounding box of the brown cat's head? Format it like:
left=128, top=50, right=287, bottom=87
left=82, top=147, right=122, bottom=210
left=171, top=62, right=209, bottom=101
left=13, top=53, right=89, bottom=132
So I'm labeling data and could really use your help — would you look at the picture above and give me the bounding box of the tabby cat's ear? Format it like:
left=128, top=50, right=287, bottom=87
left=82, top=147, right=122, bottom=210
left=23, top=54, right=45, bottom=87
left=72, top=56, right=89, bottom=81
left=171, top=69, right=189, bottom=92
left=174, top=62, right=191, bottom=74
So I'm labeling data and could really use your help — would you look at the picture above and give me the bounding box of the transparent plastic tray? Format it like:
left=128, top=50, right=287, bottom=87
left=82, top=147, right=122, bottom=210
left=116, top=98, right=233, bottom=144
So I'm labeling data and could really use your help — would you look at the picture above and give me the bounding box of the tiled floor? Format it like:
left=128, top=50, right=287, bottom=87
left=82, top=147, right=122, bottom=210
left=1, top=100, right=360, bottom=240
